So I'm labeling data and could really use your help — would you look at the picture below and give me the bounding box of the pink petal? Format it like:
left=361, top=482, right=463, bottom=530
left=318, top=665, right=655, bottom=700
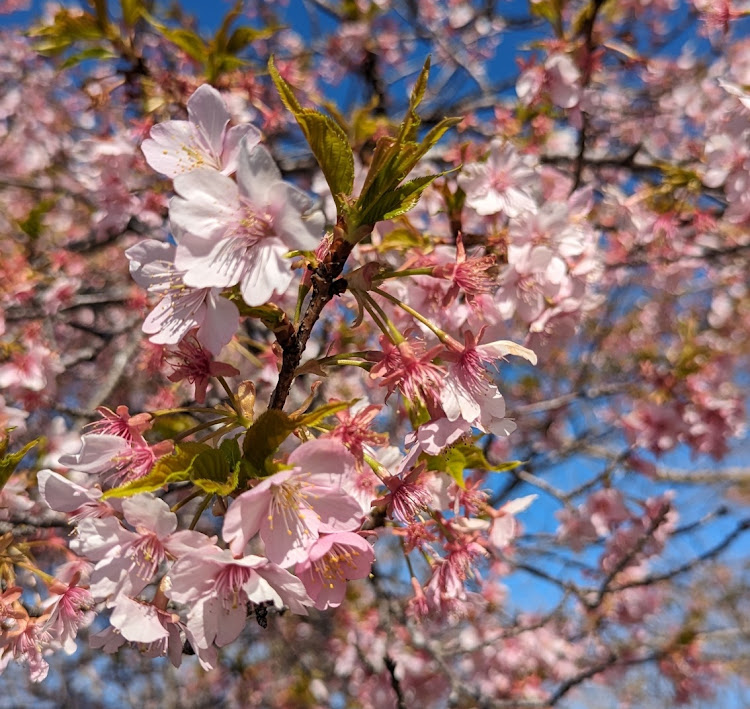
left=260, top=504, right=320, bottom=567
left=187, top=84, right=231, bottom=161
left=288, top=438, right=356, bottom=481
left=310, top=489, right=364, bottom=533
left=221, top=124, right=261, bottom=175
left=239, top=239, right=294, bottom=307
left=236, top=144, right=281, bottom=204
left=141, top=121, right=204, bottom=177
left=170, top=168, right=239, bottom=241
left=37, top=469, right=101, bottom=513
left=197, top=291, right=239, bottom=355
left=58, top=434, right=129, bottom=474
left=122, top=495, right=176, bottom=539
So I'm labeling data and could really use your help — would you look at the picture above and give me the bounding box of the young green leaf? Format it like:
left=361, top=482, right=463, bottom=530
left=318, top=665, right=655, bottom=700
left=293, top=399, right=356, bottom=428
left=102, top=442, right=209, bottom=499
left=189, top=449, right=239, bottom=496
left=242, top=409, right=296, bottom=471
left=0, top=436, right=41, bottom=493
left=268, top=56, right=355, bottom=210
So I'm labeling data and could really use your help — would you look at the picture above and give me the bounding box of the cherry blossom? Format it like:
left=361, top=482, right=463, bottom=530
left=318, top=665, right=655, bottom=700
left=169, top=140, right=324, bottom=307
left=295, top=532, right=375, bottom=610
left=166, top=546, right=311, bottom=650
left=1, top=2, right=749, bottom=705
left=126, top=237, right=240, bottom=355
left=439, top=329, right=536, bottom=434
left=73, top=494, right=215, bottom=602
left=141, top=84, right=260, bottom=177
left=222, top=438, right=363, bottom=566
left=457, top=140, right=538, bottom=217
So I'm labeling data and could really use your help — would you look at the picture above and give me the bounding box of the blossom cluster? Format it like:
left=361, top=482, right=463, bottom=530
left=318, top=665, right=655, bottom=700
left=14, top=83, right=541, bottom=675
left=1, top=4, right=748, bottom=703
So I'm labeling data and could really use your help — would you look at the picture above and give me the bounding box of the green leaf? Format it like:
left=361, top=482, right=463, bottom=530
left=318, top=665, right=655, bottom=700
left=490, top=460, right=524, bottom=473
left=190, top=448, right=239, bottom=496
left=398, top=56, right=430, bottom=143
left=454, top=443, right=521, bottom=474
left=225, top=25, right=280, bottom=54
left=140, top=10, right=207, bottom=64
left=28, top=9, right=105, bottom=54
left=425, top=448, right=468, bottom=489
left=413, top=116, right=463, bottom=162
left=219, top=437, right=242, bottom=468
left=235, top=300, right=288, bottom=324
left=529, top=0, right=563, bottom=31
left=378, top=227, right=430, bottom=252
left=149, top=413, right=199, bottom=441
left=212, top=0, right=244, bottom=51
left=17, top=197, right=57, bottom=239
left=102, top=442, right=209, bottom=499
left=208, top=53, right=247, bottom=80
left=60, top=46, right=118, bottom=68
left=363, top=173, right=443, bottom=224
left=423, top=444, right=521, bottom=490
left=351, top=57, right=460, bottom=235
left=356, top=135, right=399, bottom=206
left=89, top=0, right=109, bottom=28
left=242, top=409, right=296, bottom=472
left=164, top=28, right=207, bottom=63
left=0, top=436, right=41, bottom=493
left=120, top=0, right=141, bottom=27
left=293, top=399, right=356, bottom=428
left=269, top=57, right=354, bottom=210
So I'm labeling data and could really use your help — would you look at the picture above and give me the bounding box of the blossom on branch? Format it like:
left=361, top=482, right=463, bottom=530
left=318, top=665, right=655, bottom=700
left=169, top=141, right=324, bottom=307
left=141, top=84, right=260, bottom=178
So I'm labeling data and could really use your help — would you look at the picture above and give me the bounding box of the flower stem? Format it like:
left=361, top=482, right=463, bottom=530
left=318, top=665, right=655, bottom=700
left=372, top=287, right=449, bottom=342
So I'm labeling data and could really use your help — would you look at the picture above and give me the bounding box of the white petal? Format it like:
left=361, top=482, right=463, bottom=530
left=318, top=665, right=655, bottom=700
left=171, top=168, right=239, bottom=240
left=237, top=143, right=281, bottom=203
left=187, top=84, right=230, bottom=161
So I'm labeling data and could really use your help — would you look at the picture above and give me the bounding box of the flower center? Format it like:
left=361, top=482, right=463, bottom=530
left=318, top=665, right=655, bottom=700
left=312, top=543, right=361, bottom=589
left=128, top=533, right=165, bottom=580
left=215, top=564, right=253, bottom=609
left=268, top=480, right=317, bottom=539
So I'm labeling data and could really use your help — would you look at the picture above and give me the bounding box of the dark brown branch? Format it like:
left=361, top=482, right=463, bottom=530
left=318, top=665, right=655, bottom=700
left=268, top=230, right=355, bottom=410
left=609, top=518, right=750, bottom=594
left=572, top=0, right=609, bottom=191
left=384, top=655, right=407, bottom=709
left=591, top=501, right=672, bottom=608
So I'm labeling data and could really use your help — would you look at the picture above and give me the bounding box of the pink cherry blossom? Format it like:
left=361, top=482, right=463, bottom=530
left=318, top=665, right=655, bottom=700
left=0, top=339, right=62, bottom=393
left=222, top=438, right=363, bottom=566
left=73, top=494, right=215, bottom=601
left=87, top=405, right=152, bottom=442
left=368, top=336, right=445, bottom=407
left=517, top=52, right=582, bottom=109
left=167, top=546, right=311, bottom=649
left=169, top=141, right=324, bottom=307
left=439, top=329, right=536, bottom=434
left=457, top=140, right=538, bottom=217
left=37, top=469, right=110, bottom=521
left=487, top=494, right=537, bottom=550
left=107, top=596, right=190, bottom=667
left=166, top=336, right=240, bottom=403
left=56, top=434, right=130, bottom=474
left=42, top=577, right=93, bottom=654
left=295, top=532, right=375, bottom=610
left=58, top=430, right=172, bottom=485
left=0, top=617, right=51, bottom=682
left=141, top=84, right=260, bottom=177
left=372, top=465, right=433, bottom=523
left=432, top=233, right=497, bottom=306
left=126, top=238, right=240, bottom=355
